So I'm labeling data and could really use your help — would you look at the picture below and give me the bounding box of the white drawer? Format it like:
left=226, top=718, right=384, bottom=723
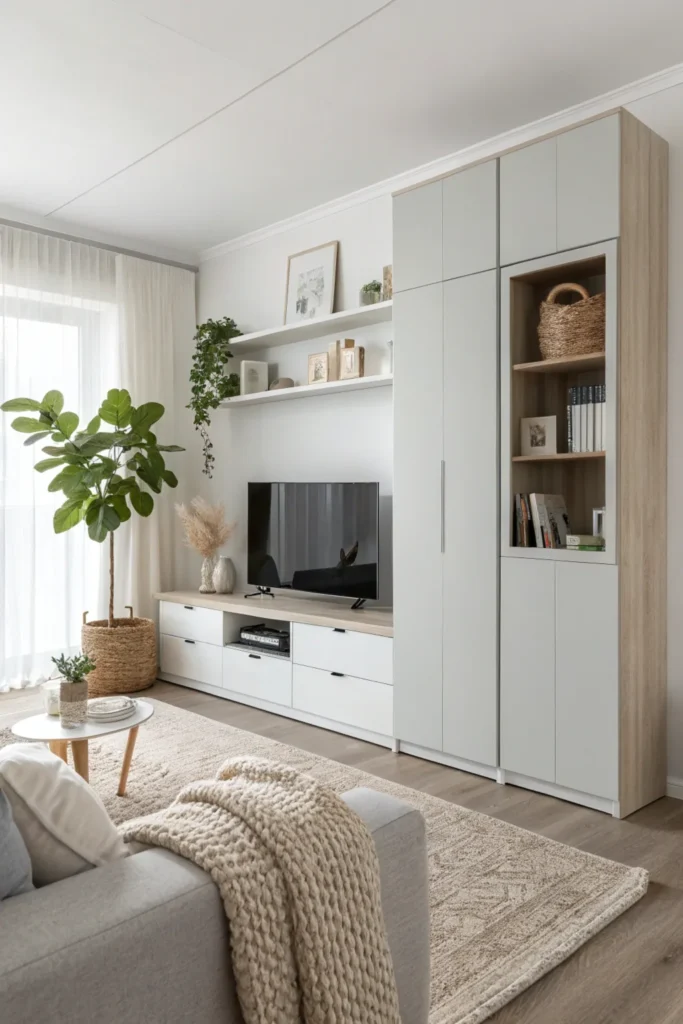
left=292, top=623, right=393, bottom=684
left=292, top=664, right=393, bottom=736
left=160, top=601, right=224, bottom=645
left=223, top=646, right=292, bottom=707
left=160, top=634, right=222, bottom=687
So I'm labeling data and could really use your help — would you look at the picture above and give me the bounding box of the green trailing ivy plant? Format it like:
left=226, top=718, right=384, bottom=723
left=1, top=388, right=184, bottom=628
left=187, top=316, right=242, bottom=477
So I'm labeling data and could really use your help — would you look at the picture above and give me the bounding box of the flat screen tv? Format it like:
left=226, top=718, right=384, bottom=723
left=248, top=482, right=379, bottom=603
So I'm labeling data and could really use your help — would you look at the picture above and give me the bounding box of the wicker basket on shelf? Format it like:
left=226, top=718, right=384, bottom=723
left=537, top=283, right=605, bottom=360
left=81, top=606, right=157, bottom=696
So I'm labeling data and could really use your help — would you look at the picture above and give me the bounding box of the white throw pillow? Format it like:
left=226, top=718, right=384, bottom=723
left=0, top=743, right=127, bottom=886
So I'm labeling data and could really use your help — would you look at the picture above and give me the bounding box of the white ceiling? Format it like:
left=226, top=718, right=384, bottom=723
left=3, top=0, right=683, bottom=259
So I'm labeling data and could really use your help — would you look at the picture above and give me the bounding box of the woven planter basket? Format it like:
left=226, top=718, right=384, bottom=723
left=81, top=607, right=157, bottom=696
left=538, top=283, right=605, bottom=360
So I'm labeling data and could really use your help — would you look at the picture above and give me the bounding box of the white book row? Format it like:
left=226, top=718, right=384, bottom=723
left=569, top=385, right=605, bottom=453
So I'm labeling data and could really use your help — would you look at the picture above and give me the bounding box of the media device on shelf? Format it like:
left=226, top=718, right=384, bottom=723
left=246, top=482, right=379, bottom=608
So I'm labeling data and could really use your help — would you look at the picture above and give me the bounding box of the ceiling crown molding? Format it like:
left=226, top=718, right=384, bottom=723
left=200, top=60, right=683, bottom=263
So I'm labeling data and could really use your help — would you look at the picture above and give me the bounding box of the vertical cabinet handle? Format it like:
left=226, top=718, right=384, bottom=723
left=440, top=459, right=446, bottom=554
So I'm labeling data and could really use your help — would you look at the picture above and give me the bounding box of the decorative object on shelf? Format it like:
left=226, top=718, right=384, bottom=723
left=52, top=653, right=95, bottom=728
left=87, top=696, right=137, bottom=722
left=538, top=283, right=605, bottom=360
left=284, top=241, right=338, bottom=324
left=593, top=507, right=606, bottom=540
left=566, top=533, right=605, bottom=552
left=1, top=387, right=183, bottom=696
left=328, top=339, right=341, bottom=381
left=187, top=317, right=242, bottom=477
left=41, top=681, right=61, bottom=716
left=520, top=415, right=557, bottom=457
left=339, top=339, right=365, bottom=380
left=239, top=360, right=268, bottom=395
left=360, top=280, right=382, bottom=306
left=269, top=378, right=294, bottom=390
left=213, top=556, right=236, bottom=595
left=176, top=497, right=235, bottom=594
left=308, top=352, right=329, bottom=384
left=382, top=264, right=393, bottom=301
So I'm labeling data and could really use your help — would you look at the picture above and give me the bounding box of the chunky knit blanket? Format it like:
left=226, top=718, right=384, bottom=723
left=121, top=757, right=401, bottom=1024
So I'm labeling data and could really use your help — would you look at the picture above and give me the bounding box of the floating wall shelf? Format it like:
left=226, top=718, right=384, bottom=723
left=228, top=300, right=393, bottom=354
left=220, top=373, right=393, bottom=408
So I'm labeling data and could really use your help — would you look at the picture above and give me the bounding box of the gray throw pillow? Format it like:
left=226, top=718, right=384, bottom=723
left=0, top=789, right=34, bottom=899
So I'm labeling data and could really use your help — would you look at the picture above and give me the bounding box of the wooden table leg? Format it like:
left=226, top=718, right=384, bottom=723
left=118, top=726, right=139, bottom=797
left=71, top=739, right=89, bottom=782
left=48, top=740, right=69, bottom=763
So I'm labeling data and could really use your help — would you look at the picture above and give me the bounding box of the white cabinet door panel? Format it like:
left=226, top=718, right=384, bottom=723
left=393, top=283, right=443, bottom=750
left=159, top=634, right=222, bottom=687
left=442, top=161, right=497, bottom=280
left=393, top=181, right=442, bottom=292
left=500, top=558, right=556, bottom=781
left=159, top=601, right=224, bottom=646
left=500, top=138, right=557, bottom=265
left=293, top=665, right=393, bottom=736
left=557, top=115, right=620, bottom=251
left=442, top=271, right=498, bottom=767
left=222, top=646, right=292, bottom=706
left=555, top=563, right=618, bottom=799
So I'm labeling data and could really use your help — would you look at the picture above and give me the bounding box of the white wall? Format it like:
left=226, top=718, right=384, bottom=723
left=188, top=82, right=683, bottom=781
left=185, top=197, right=394, bottom=602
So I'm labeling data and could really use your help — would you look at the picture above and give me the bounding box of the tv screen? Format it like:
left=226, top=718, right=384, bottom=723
left=248, top=482, right=379, bottom=600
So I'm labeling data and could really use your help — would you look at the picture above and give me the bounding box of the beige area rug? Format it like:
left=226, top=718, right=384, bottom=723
left=1, top=698, right=647, bottom=1024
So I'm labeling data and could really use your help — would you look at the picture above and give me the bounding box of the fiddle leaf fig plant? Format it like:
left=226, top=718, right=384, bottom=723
left=1, top=388, right=184, bottom=627
left=187, top=316, right=242, bottom=477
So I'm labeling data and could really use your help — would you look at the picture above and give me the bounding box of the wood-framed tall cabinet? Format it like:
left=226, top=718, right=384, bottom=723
left=392, top=109, right=668, bottom=817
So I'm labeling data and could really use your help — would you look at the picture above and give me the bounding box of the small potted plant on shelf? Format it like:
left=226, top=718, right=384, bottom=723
left=51, top=653, right=96, bottom=727
left=360, top=280, right=383, bottom=306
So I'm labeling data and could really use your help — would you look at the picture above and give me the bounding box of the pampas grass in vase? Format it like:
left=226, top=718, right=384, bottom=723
left=176, top=498, right=235, bottom=593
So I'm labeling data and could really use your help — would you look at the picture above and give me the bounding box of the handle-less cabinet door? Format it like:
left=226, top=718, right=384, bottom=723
left=500, top=558, right=556, bottom=781
left=393, top=283, right=443, bottom=750
left=557, top=115, right=620, bottom=252
left=393, top=181, right=442, bottom=293
left=442, top=271, right=498, bottom=767
left=555, top=563, right=618, bottom=799
left=442, top=161, right=497, bottom=280
left=500, top=138, right=557, bottom=265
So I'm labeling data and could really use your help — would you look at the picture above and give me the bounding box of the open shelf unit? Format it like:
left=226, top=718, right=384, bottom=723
left=228, top=300, right=393, bottom=354
left=501, top=241, right=617, bottom=561
left=221, top=373, right=392, bottom=407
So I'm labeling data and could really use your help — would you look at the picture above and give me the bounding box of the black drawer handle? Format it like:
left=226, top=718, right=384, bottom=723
left=184, top=639, right=195, bottom=645
left=184, top=605, right=194, bottom=611
left=331, top=671, right=344, bottom=677
left=249, top=653, right=261, bottom=660
left=333, top=628, right=346, bottom=633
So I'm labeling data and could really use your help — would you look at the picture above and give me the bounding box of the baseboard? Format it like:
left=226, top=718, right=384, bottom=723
left=397, top=741, right=497, bottom=780
left=666, top=776, right=683, bottom=800
left=502, top=770, right=618, bottom=816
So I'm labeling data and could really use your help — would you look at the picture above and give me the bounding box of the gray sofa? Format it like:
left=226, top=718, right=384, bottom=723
left=0, top=787, right=430, bottom=1024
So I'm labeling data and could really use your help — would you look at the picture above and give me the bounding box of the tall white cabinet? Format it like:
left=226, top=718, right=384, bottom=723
left=393, top=161, right=499, bottom=773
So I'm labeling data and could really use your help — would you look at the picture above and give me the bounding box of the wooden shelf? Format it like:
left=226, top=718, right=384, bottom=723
left=513, top=352, right=606, bottom=374
left=220, top=373, right=392, bottom=407
left=512, top=451, right=606, bottom=463
left=228, top=300, right=392, bottom=354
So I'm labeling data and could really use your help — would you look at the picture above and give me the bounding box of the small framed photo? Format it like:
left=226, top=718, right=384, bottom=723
left=284, top=241, right=338, bottom=324
left=308, top=352, right=329, bottom=384
left=339, top=340, right=365, bottom=380
left=521, top=415, right=557, bottom=456
left=240, top=360, right=268, bottom=395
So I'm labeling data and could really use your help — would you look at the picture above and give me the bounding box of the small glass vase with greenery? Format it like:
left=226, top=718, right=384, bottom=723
left=360, top=280, right=382, bottom=306
left=187, top=317, right=242, bottom=477
left=52, top=652, right=96, bottom=727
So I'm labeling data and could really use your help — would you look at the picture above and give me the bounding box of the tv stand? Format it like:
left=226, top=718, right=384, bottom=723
left=244, top=587, right=274, bottom=599
left=351, top=598, right=367, bottom=610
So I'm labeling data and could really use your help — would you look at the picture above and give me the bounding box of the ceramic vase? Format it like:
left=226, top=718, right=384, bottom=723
left=199, top=555, right=217, bottom=593
left=213, top=556, right=236, bottom=595
left=59, top=680, right=88, bottom=727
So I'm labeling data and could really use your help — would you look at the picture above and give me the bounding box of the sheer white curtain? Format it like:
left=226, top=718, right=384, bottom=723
left=0, top=226, right=195, bottom=691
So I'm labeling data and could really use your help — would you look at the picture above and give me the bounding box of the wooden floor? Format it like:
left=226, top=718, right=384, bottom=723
left=3, top=681, right=683, bottom=1023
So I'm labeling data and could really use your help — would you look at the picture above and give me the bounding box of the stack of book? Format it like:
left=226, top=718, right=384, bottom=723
left=566, top=534, right=605, bottom=552
left=567, top=385, right=605, bottom=453
left=514, top=493, right=571, bottom=549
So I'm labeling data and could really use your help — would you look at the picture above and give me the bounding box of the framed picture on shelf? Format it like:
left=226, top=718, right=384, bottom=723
left=308, top=352, right=329, bottom=384
left=284, top=241, right=338, bottom=324
left=240, top=360, right=268, bottom=395
left=520, top=415, right=557, bottom=457
left=339, top=340, right=365, bottom=380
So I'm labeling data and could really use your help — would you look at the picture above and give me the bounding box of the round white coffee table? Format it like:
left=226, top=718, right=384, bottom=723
left=12, top=700, right=154, bottom=796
